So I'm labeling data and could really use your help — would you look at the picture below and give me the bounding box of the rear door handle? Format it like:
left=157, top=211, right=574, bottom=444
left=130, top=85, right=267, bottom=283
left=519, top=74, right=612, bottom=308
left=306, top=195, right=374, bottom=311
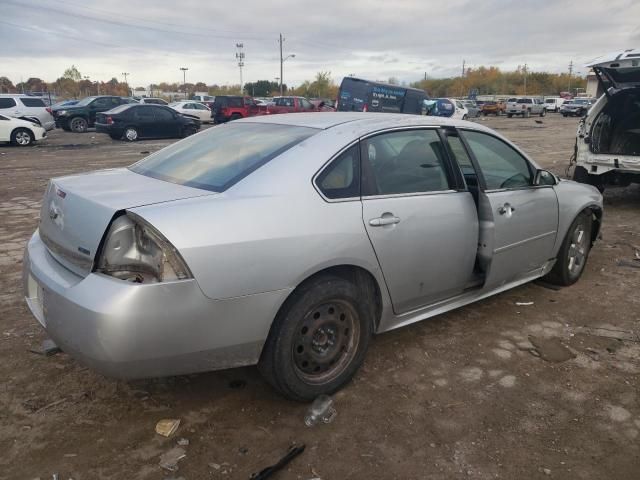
left=369, top=216, right=401, bottom=227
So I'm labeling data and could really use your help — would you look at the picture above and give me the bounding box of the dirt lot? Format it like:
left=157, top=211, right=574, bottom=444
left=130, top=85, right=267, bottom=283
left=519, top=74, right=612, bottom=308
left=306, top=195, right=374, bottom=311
left=1, top=115, right=639, bottom=480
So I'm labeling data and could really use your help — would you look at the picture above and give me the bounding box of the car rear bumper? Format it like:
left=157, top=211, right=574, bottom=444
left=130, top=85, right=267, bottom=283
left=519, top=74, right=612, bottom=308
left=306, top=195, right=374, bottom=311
left=23, top=230, right=289, bottom=379
left=95, top=123, right=121, bottom=136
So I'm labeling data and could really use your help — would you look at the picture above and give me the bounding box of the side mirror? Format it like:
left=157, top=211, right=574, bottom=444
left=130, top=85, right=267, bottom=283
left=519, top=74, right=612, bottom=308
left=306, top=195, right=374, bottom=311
left=534, top=169, right=557, bottom=186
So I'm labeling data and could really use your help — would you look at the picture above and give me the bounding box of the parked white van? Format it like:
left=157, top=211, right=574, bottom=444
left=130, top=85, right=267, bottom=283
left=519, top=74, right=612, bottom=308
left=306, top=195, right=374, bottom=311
left=544, top=97, right=565, bottom=113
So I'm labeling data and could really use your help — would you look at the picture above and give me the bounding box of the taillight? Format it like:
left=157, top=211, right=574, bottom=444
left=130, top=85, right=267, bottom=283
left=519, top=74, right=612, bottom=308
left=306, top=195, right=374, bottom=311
left=46, top=107, right=52, bottom=114
left=106, top=116, right=113, bottom=125
left=363, top=104, right=368, bottom=112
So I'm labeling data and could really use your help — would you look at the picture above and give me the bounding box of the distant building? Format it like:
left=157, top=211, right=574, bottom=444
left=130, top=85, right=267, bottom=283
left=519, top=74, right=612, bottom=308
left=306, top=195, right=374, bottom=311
left=586, top=70, right=602, bottom=98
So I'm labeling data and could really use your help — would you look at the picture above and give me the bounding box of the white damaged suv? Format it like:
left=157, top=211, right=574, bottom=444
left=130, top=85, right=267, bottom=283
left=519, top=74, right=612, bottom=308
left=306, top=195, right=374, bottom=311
left=573, top=49, right=640, bottom=191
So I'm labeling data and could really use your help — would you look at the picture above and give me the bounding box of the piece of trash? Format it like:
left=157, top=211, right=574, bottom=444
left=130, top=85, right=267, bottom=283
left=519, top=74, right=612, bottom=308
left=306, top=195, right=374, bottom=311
left=304, top=395, right=337, bottom=427
left=140, top=151, right=150, bottom=154
left=159, top=446, right=186, bottom=472
left=250, top=444, right=305, bottom=480
left=617, top=259, right=640, bottom=269
left=176, top=437, right=189, bottom=446
left=229, top=379, right=246, bottom=389
left=29, top=339, right=61, bottom=356
left=209, top=462, right=221, bottom=470
left=156, top=419, right=181, bottom=437
left=515, top=301, right=534, bottom=306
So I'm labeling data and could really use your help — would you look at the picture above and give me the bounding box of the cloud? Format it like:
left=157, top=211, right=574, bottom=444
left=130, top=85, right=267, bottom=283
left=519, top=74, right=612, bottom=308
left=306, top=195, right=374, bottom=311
left=1, top=0, right=639, bottom=87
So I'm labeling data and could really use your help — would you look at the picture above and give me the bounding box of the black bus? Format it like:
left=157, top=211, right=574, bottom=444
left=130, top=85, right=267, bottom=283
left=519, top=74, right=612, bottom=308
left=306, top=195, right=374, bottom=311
left=336, top=77, right=427, bottom=115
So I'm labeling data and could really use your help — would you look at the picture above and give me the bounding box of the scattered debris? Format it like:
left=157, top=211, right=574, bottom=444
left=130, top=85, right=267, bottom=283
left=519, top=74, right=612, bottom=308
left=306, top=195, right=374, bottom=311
left=515, top=301, right=534, bottom=306
left=528, top=336, right=576, bottom=363
left=542, top=467, right=552, bottom=475
left=535, top=120, right=544, bottom=124
left=140, top=151, right=150, bottom=154
left=304, top=395, right=337, bottom=427
left=159, top=446, right=186, bottom=472
left=176, top=437, right=189, bottom=446
left=239, top=446, right=249, bottom=455
left=156, top=419, right=181, bottom=437
left=209, top=462, right=221, bottom=470
left=250, top=444, right=306, bottom=480
left=617, top=259, right=640, bottom=269
left=585, top=348, right=600, bottom=361
left=29, top=339, right=61, bottom=356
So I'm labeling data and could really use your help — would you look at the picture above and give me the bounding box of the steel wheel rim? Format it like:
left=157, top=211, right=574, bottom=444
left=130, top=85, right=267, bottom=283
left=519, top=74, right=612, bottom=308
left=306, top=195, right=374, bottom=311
left=293, top=299, right=360, bottom=384
left=16, top=131, right=30, bottom=145
left=567, top=222, right=588, bottom=275
left=125, top=128, right=137, bottom=141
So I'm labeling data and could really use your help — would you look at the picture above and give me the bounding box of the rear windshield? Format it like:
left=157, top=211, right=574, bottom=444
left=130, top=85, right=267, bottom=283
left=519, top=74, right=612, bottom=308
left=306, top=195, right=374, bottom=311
left=516, top=98, right=532, bottom=104
left=106, top=104, right=131, bottom=114
left=130, top=123, right=318, bottom=192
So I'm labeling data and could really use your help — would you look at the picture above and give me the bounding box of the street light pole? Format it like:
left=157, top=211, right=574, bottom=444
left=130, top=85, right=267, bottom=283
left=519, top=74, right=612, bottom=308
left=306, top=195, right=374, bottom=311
left=180, top=67, right=189, bottom=99
left=236, top=43, right=245, bottom=94
left=279, top=33, right=284, bottom=95
left=122, top=72, right=130, bottom=96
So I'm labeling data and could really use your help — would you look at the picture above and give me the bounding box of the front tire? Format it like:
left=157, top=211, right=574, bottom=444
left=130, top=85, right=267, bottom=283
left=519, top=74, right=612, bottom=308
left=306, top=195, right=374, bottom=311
left=543, top=211, right=593, bottom=286
left=69, top=117, right=88, bottom=133
left=259, top=275, right=373, bottom=401
left=540, top=109, right=546, bottom=117
left=11, top=128, right=34, bottom=146
left=181, top=125, right=197, bottom=138
left=462, top=114, right=468, bottom=120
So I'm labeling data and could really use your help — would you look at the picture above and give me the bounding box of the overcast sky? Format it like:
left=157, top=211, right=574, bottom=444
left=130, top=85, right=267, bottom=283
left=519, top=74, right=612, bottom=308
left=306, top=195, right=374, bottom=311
left=1, top=0, right=639, bottom=88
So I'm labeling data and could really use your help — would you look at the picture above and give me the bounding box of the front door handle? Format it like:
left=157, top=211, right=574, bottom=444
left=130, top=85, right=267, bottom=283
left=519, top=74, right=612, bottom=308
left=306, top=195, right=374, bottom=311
left=498, top=203, right=516, bottom=216
left=369, top=215, right=401, bottom=227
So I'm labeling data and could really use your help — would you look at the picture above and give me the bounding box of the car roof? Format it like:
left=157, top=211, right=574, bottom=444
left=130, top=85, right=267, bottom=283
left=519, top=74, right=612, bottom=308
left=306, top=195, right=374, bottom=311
left=237, top=112, right=495, bottom=134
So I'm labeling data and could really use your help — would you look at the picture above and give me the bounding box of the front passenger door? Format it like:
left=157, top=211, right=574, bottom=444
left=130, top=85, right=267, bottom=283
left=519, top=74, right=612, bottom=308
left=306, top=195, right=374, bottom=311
left=460, top=130, right=559, bottom=288
left=361, top=129, right=479, bottom=314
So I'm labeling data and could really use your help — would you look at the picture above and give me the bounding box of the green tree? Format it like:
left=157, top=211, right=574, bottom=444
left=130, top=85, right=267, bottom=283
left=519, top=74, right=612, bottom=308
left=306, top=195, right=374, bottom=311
left=63, top=65, right=82, bottom=81
left=243, top=80, right=279, bottom=96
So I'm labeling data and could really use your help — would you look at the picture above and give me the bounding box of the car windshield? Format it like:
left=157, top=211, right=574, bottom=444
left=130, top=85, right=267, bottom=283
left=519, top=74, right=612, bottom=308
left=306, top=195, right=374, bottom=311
left=130, top=123, right=319, bottom=192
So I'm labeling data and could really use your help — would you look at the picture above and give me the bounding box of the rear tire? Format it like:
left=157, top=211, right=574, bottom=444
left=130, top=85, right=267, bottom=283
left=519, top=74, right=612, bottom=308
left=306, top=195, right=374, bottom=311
left=258, top=275, right=373, bottom=401
left=462, top=114, right=468, bottom=120
left=123, top=127, right=138, bottom=142
left=229, top=113, right=242, bottom=121
left=573, top=165, right=605, bottom=192
left=543, top=211, right=593, bottom=286
left=10, top=128, right=34, bottom=146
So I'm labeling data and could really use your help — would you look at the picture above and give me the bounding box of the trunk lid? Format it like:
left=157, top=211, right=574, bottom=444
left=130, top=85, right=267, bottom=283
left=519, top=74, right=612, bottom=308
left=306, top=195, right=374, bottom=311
left=38, top=168, right=214, bottom=277
left=587, top=49, right=640, bottom=91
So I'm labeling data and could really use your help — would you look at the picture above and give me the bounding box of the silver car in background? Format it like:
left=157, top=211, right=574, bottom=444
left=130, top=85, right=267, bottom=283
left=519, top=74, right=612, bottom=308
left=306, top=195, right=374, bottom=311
left=23, top=113, right=603, bottom=401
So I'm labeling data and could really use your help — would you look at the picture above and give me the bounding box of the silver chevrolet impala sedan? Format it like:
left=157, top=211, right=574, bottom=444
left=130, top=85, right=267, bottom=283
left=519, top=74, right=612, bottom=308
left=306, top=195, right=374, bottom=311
left=23, top=113, right=603, bottom=400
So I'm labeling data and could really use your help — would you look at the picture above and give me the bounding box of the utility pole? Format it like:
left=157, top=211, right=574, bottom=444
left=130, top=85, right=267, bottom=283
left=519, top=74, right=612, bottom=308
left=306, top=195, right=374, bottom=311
left=236, top=43, right=245, bottom=94
left=462, top=59, right=466, bottom=77
left=568, top=60, right=574, bottom=94
left=523, top=63, right=528, bottom=96
left=122, top=72, right=130, bottom=96
left=180, top=67, right=188, bottom=99
left=279, top=33, right=284, bottom=95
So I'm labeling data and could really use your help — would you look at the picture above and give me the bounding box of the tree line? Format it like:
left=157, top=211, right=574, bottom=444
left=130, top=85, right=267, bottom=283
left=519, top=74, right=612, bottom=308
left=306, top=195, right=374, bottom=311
left=0, top=65, right=586, bottom=101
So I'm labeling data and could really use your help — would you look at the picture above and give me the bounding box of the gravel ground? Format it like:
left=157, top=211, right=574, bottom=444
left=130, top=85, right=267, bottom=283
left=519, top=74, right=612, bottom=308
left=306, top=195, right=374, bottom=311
left=0, top=114, right=638, bottom=480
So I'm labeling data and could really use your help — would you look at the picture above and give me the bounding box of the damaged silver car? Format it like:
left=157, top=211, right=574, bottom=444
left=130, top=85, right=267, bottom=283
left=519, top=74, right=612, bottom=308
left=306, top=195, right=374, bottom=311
left=574, top=48, right=640, bottom=190
left=23, top=113, right=603, bottom=400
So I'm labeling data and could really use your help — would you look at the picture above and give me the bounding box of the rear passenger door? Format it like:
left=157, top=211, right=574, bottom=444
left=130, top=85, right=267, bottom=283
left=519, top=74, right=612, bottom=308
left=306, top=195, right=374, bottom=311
left=360, top=129, right=479, bottom=314
left=459, top=129, right=559, bottom=288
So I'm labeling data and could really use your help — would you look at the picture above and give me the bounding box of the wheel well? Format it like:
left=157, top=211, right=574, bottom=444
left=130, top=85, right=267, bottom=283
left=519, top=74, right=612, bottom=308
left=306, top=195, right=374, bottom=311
left=12, top=127, right=34, bottom=138
left=588, top=206, right=603, bottom=245
left=280, top=265, right=383, bottom=331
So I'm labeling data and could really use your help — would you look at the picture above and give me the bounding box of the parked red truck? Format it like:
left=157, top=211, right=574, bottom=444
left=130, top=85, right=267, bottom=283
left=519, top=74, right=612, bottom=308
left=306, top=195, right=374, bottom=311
left=266, top=96, right=320, bottom=114
left=210, top=96, right=267, bottom=123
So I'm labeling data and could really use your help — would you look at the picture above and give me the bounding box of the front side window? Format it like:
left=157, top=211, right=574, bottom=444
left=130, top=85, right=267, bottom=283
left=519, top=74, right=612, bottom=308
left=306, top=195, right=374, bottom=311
left=92, top=98, right=111, bottom=108
left=153, top=107, right=174, bottom=120
left=462, top=130, right=532, bottom=190
left=130, top=123, right=318, bottom=192
left=316, top=144, right=360, bottom=199
left=362, top=129, right=451, bottom=196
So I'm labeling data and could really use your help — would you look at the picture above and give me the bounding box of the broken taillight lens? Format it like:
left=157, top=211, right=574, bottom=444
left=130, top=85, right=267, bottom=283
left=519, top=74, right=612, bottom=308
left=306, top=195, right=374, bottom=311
left=106, top=116, right=113, bottom=124
left=95, top=212, right=192, bottom=284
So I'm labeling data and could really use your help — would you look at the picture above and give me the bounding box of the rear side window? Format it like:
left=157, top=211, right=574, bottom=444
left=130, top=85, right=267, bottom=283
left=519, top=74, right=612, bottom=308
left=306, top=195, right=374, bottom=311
left=130, top=123, right=318, bottom=192
left=0, top=98, right=17, bottom=108
left=229, top=97, right=244, bottom=107
left=316, top=144, right=360, bottom=199
left=135, top=107, right=155, bottom=119
left=362, top=129, right=451, bottom=196
left=20, top=98, right=46, bottom=107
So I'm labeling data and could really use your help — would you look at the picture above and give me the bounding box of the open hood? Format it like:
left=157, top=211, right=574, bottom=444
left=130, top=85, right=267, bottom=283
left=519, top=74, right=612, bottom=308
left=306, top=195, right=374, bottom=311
left=587, top=49, right=640, bottom=91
